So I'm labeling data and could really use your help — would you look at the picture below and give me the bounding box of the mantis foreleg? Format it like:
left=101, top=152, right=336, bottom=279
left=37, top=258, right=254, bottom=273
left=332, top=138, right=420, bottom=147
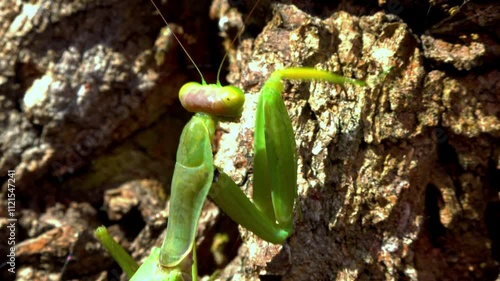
left=211, top=67, right=366, bottom=244
left=160, top=114, right=215, bottom=268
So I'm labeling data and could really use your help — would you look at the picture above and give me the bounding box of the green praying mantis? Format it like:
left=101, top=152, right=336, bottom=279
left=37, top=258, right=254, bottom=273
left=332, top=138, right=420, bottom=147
left=95, top=1, right=368, bottom=280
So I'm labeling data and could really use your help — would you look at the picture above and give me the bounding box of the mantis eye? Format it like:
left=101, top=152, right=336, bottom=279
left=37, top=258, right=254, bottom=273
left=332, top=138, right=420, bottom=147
left=179, top=82, right=245, bottom=118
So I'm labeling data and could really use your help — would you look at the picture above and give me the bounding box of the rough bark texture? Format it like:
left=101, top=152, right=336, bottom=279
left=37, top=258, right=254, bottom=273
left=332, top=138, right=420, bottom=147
left=0, top=0, right=499, bottom=280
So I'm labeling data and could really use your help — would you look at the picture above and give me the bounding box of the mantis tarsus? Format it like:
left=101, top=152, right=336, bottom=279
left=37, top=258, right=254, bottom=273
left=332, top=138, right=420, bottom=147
left=95, top=1, right=367, bottom=280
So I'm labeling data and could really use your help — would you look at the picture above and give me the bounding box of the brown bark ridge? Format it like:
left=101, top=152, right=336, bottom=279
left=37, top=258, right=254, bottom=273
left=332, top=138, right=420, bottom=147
left=0, top=0, right=498, bottom=280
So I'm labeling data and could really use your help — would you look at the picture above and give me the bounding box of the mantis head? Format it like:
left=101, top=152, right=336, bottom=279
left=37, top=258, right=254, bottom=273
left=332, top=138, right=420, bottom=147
left=179, top=82, right=245, bottom=118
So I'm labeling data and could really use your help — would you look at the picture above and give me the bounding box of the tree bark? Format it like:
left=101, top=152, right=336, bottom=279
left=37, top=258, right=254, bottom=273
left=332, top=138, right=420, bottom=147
left=0, top=0, right=498, bottom=280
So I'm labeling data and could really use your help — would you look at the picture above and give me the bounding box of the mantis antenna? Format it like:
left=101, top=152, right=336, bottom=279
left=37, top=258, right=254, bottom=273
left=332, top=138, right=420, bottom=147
left=149, top=0, right=261, bottom=86
left=149, top=0, right=206, bottom=85
left=215, top=0, right=261, bottom=85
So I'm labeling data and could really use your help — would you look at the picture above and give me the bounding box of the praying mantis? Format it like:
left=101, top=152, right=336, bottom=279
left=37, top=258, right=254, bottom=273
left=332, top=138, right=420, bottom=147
left=95, top=1, right=368, bottom=280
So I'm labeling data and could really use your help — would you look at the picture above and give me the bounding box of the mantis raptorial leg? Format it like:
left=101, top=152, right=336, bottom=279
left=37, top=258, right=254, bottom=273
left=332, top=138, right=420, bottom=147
left=95, top=1, right=367, bottom=280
